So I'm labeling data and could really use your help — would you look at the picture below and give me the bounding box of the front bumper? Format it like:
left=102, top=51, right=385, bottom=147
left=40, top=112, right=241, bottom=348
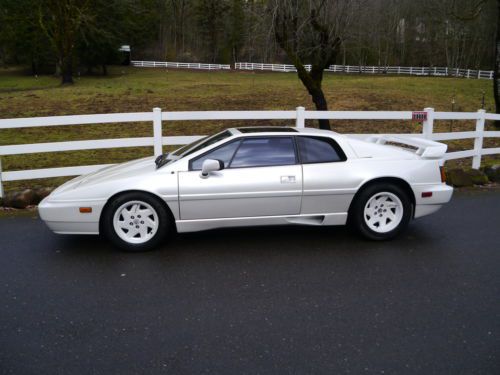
left=38, top=196, right=106, bottom=235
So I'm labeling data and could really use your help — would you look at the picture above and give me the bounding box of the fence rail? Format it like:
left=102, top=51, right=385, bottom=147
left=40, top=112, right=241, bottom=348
left=131, top=60, right=231, bottom=70
left=0, top=107, right=499, bottom=197
left=130, top=60, right=494, bottom=79
left=236, top=63, right=494, bottom=79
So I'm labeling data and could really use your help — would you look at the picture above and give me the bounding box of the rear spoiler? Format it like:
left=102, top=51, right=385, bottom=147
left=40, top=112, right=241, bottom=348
left=364, top=135, right=447, bottom=159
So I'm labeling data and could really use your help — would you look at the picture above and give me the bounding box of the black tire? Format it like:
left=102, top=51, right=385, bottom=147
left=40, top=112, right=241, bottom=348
left=349, top=183, right=412, bottom=240
left=101, top=192, right=172, bottom=252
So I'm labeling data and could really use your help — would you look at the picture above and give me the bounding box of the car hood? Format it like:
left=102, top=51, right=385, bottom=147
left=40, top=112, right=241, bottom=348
left=53, top=156, right=157, bottom=194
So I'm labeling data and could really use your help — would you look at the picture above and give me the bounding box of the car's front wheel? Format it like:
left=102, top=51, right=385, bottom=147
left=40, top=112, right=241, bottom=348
left=102, top=192, right=171, bottom=251
left=350, top=183, right=412, bottom=240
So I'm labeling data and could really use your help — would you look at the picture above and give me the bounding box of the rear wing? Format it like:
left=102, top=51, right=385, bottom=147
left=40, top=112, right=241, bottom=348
left=364, top=135, right=447, bottom=159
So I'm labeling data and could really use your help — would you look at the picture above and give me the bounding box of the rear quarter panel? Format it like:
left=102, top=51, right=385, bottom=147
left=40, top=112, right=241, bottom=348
left=301, top=157, right=441, bottom=215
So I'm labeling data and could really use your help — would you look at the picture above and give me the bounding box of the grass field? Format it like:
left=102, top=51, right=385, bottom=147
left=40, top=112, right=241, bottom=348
left=0, top=65, right=498, bottom=193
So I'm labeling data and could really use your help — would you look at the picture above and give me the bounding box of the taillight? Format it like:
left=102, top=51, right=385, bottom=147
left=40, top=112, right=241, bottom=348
left=440, top=166, right=446, bottom=183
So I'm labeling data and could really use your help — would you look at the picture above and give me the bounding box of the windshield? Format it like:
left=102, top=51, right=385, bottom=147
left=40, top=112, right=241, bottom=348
left=172, top=130, right=232, bottom=157
left=171, top=137, right=208, bottom=157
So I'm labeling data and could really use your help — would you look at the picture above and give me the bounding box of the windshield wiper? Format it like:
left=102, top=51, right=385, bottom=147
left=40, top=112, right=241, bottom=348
left=155, top=153, right=170, bottom=169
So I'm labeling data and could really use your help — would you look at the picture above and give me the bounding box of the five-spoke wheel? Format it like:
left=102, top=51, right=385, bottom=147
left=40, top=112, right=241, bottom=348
left=113, top=201, right=159, bottom=244
left=363, top=192, right=404, bottom=234
left=102, top=192, right=171, bottom=251
left=350, top=183, right=412, bottom=240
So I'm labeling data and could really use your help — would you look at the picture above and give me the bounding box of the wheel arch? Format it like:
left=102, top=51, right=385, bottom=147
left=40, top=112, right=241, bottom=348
left=348, top=177, right=416, bottom=219
left=99, top=190, right=176, bottom=234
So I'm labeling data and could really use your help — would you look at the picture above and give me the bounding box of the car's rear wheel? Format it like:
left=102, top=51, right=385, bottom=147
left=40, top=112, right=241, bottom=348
left=350, top=183, right=412, bottom=240
left=102, top=192, right=171, bottom=251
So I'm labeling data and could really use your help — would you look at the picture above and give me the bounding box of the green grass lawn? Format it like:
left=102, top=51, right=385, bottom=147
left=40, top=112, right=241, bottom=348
left=0, top=65, right=498, bottom=193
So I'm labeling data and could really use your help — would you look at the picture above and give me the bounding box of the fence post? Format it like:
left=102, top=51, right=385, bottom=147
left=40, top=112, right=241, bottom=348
left=0, top=157, right=4, bottom=198
left=472, top=109, right=486, bottom=169
left=295, top=106, right=306, bottom=128
left=153, top=108, right=163, bottom=157
left=422, top=107, right=434, bottom=139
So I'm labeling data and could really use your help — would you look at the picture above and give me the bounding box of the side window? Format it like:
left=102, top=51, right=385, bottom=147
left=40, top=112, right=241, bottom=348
left=230, top=137, right=297, bottom=168
left=190, top=140, right=241, bottom=170
left=297, top=136, right=345, bottom=164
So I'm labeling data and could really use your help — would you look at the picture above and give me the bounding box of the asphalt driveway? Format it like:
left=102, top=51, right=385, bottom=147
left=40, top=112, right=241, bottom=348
left=0, top=190, right=499, bottom=374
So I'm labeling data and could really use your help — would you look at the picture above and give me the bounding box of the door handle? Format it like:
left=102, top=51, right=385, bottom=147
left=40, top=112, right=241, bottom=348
left=280, top=175, right=296, bottom=184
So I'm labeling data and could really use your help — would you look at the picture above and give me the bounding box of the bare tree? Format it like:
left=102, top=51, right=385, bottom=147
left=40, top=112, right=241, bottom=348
left=270, top=0, right=355, bottom=129
left=38, top=0, right=90, bottom=84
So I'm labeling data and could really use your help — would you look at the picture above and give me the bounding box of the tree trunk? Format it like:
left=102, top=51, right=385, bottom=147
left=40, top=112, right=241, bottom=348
left=494, top=0, right=500, bottom=128
left=311, top=89, right=330, bottom=130
left=31, top=60, right=38, bottom=76
left=61, top=57, right=73, bottom=84
left=294, top=65, right=331, bottom=130
left=102, top=64, right=108, bottom=76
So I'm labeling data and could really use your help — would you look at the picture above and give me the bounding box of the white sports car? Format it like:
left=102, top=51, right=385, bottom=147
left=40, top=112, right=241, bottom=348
left=39, top=127, right=453, bottom=251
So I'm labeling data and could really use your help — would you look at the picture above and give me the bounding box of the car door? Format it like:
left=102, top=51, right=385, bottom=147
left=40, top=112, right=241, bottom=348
left=178, top=136, right=302, bottom=220
left=297, top=135, right=356, bottom=215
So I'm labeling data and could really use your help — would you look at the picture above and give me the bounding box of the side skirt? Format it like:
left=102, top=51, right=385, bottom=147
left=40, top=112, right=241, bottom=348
left=175, top=213, right=348, bottom=233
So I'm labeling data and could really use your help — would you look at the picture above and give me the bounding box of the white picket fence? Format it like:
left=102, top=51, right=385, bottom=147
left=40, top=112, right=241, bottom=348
left=131, top=60, right=231, bottom=70
left=0, top=107, right=499, bottom=197
left=130, top=60, right=493, bottom=79
left=235, top=63, right=494, bottom=79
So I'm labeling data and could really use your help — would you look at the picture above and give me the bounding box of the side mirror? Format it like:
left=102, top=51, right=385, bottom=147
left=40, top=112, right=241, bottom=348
left=200, top=159, right=224, bottom=178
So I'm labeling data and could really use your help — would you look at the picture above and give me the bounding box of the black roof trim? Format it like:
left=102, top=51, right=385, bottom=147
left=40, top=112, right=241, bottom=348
left=237, top=127, right=297, bottom=133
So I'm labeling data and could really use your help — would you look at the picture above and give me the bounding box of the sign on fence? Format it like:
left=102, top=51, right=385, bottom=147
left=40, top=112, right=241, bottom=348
left=412, top=112, right=428, bottom=122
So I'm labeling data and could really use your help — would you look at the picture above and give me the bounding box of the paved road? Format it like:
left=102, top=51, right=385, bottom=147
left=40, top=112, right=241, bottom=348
left=0, top=190, right=499, bottom=375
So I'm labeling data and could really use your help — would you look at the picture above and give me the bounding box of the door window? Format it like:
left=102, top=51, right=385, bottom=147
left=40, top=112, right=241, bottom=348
left=190, top=140, right=241, bottom=170
left=230, top=137, right=297, bottom=168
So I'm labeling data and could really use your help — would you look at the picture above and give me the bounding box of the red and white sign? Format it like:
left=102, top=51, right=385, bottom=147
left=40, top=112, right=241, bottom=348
left=412, top=111, right=428, bottom=122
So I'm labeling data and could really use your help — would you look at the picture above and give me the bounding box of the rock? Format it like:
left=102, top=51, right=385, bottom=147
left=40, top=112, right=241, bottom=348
left=446, top=168, right=489, bottom=187
left=2, top=193, right=15, bottom=208
left=469, top=169, right=489, bottom=185
left=33, top=187, right=54, bottom=205
left=483, top=164, right=500, bottom=183
left=446, top=169, right=473, bottom=187
left=2, top=189, right=36, bottom=209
